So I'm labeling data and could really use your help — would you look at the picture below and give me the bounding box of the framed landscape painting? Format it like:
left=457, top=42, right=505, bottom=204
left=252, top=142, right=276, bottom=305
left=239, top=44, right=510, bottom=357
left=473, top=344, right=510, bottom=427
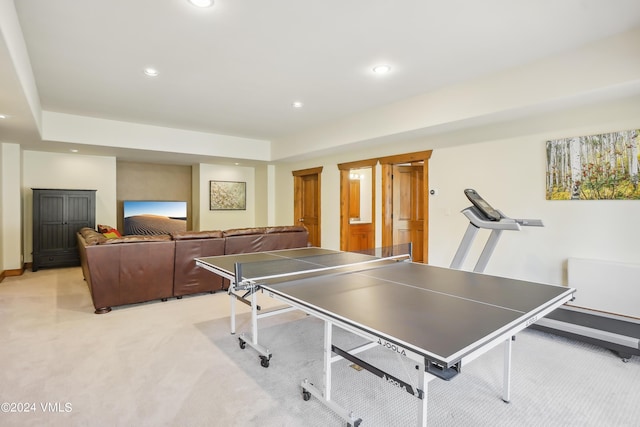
left=546, top=129, right=639, bottom=200
left=209, top=180, right=246, bottom=210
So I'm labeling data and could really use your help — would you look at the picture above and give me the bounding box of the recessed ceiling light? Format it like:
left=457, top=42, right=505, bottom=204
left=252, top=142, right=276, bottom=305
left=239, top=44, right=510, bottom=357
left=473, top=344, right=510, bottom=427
left=70, top=149, right=79, bottom=153
left=372, top=64, right=391, bottom=74
left=292, top=101, right=304, bottom=108
left=188, top=0, right=214, bottom=7
left=0, top=114, right=7, bottom=119
left=144, top=67, right=159, bottom=77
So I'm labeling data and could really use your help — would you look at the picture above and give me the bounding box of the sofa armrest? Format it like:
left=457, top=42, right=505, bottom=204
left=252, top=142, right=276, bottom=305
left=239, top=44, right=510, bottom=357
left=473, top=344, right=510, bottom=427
left=78, top=230, right=175, bottom=313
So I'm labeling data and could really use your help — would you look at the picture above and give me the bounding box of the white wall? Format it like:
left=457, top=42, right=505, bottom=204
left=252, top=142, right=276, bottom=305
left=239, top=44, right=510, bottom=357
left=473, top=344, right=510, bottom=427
left=42, top=112, right=270, bottom=162
left=197, top=163, right=256, bottom=231
left=428, top=100, right=640, bottom=285
left=191, top=163, right=201, bottom=230
left=274, top=99, right=640, bottom=287
left=0, top=144, right=3, bottom=271
left=253, top=163, right=270, bottom=227
left=1, top=143, right=22, bottom=270
left=266, top=164, right=276, bottom=226
left=22, top=151, right=117, bottom=263
left=429, top=136, right=640, bottom=285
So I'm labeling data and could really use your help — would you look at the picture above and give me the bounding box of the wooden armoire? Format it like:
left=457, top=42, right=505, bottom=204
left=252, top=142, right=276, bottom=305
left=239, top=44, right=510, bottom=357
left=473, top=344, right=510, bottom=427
left=32, top=189, right=96, bottom=271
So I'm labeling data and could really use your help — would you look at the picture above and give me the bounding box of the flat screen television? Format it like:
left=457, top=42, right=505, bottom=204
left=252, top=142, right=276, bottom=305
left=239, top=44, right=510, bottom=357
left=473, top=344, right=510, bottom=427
left=123, top=200, right=187, bottom=235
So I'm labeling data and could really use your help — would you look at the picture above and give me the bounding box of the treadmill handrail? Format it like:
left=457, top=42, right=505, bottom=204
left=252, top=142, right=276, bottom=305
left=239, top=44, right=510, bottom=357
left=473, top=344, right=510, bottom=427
left=451, top=206, right=545, bottom=272
left=462, top=206, right=519, bottom=230
left=462, top=207, right=544, bottom=230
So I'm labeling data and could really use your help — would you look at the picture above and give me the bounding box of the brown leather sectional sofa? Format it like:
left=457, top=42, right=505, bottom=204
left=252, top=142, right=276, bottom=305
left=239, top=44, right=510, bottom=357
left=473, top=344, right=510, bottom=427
left=77, top=226, right=309, bottom=314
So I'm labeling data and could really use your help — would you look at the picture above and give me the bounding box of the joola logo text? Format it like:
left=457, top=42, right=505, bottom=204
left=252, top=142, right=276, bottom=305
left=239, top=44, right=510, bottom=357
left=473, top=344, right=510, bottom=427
left=383, top=375, right=407, bottom=391
left=378, top=339, right=407, bottom=356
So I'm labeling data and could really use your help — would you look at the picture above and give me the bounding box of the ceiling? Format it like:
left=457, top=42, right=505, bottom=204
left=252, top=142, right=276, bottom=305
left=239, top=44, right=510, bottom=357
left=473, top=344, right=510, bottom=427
left=2, top=0, right=640, bottom=164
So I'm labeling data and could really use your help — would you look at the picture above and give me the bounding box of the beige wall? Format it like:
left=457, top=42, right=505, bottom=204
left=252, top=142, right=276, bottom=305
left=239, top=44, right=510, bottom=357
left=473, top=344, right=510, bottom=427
left=21, top=151, right=117, bottom=264
left=116, top=161, right=193, bottom=232
left=196, top=163, right=257, bottom=231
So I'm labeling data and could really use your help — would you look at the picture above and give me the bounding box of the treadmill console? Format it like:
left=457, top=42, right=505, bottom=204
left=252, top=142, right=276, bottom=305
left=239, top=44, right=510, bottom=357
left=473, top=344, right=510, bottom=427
left=464, top=189, right=501, bottom=221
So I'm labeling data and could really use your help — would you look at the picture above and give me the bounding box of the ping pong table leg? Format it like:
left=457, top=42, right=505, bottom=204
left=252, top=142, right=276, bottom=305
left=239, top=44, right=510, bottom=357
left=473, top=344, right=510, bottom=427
left=323, top=320, right=333, bottom=401
left=502, top=337, right=512, bottom=403
left=418, top=368, right=429, bottom=427
left=251, top=286, right=259, bottom=347
left=229, top=291, right=236, bottom=334
left=300, top=320, right=362, bottom=426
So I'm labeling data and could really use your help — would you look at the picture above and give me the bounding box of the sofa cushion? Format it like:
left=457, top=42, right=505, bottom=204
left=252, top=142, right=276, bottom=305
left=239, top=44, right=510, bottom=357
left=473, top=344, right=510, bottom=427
left=223, top=226, right=309, bottom=254
left=222, top=227, right=267, bottom=237
left=171, top=230, right=223, bottom=240
left=80, top=227, right=107, bottom=245
left=265, top=226, right=307, bottom=234
left=99, top=234, right=172, bottom=245
left=260, top=230, right=309, bottom=251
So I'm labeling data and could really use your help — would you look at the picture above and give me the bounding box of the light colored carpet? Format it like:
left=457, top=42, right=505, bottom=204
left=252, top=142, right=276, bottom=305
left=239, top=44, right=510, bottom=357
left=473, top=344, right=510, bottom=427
left=0, top=267, right=638, bottom=426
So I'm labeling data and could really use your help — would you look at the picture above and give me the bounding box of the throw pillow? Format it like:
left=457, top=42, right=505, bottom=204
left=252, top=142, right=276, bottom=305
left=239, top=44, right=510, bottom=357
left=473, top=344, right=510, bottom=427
left=103, top=229, right=122, bottom=239
left=97, top=224, right=113, bottom=233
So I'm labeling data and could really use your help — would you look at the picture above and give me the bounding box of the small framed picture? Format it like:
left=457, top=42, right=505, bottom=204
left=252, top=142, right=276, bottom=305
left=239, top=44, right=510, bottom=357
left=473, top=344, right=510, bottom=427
left=209, top=180, right=246, bottom=210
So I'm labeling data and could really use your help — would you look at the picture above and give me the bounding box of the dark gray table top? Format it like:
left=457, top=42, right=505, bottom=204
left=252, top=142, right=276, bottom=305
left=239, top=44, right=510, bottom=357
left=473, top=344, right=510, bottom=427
left=198, top=248, right=574, bottom=365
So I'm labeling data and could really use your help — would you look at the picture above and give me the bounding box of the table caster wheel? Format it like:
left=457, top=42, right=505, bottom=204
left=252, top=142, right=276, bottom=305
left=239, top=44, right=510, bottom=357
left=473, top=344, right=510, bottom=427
left=239, top=338, right=246, bottom=349
left=260, top=355, right=270, bottom=368
left=302, top=390, right=311, bottom=401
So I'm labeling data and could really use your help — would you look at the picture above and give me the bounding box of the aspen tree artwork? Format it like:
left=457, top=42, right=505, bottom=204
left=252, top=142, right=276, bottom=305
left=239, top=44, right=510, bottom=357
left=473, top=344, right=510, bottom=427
left=546, top=129, right=640, bottom=200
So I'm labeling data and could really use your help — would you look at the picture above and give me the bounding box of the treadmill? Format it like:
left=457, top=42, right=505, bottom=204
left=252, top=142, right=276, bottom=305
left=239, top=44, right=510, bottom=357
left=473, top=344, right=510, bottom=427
left=450, top=189, right=640, bottom=362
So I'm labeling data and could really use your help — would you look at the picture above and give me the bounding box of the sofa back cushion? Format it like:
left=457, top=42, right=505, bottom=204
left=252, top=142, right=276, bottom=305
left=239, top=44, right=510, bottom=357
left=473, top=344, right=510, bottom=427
left=100, top=234, right=172, bottom=244
left=260, top=228, right=309, bottom=251
left=79, top=227, right=107, bottom=245
left=171, top=230, right=223, bottom=240
left=173, top=233, right=225, bottom=295
left=79, top=227, right=171, bottom=245
left=223, top=226, right=309, bottom=254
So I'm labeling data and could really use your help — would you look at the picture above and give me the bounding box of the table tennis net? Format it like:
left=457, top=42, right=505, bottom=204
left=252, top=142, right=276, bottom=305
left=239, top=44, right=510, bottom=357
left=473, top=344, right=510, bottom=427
left=235, top=244, right=412, bottom=285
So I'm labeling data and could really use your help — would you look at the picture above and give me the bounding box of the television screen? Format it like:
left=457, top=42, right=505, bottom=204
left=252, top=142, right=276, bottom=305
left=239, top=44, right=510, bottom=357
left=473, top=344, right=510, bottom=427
left=123, top=200, right=187, bottom=235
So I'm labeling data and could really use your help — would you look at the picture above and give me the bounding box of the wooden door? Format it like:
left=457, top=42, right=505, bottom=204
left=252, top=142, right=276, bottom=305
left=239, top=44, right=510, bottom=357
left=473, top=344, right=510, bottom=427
left=293, top=167, right=322, bottom=247
left=392, top=164, right=424, bottom=262
left=338, top=160, right=377, bottom=252
left=380, top=150, right=431, bottom=263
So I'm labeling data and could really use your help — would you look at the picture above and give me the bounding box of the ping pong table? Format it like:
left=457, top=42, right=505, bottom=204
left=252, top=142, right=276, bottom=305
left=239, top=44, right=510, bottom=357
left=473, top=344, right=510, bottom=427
left=196, top=246, right=574, bottom=426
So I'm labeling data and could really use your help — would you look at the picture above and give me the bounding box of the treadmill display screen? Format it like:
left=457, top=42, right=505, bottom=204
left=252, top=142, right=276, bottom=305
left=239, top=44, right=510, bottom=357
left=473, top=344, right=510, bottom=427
left=464, top=189, right=501, bottom=221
